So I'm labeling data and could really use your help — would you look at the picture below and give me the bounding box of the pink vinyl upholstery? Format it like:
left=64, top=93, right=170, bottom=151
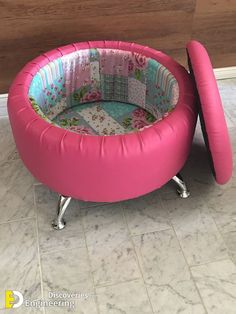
left=187, top=40, right=233, bottom=184
left=8, top=41, right=197, bottom=202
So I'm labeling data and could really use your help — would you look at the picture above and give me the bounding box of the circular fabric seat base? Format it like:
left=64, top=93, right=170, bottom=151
left=52, top=100, right=157, bottom=136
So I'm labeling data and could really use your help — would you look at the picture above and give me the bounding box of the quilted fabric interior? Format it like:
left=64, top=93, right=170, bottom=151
left=29, top=48, right=179, bottom=135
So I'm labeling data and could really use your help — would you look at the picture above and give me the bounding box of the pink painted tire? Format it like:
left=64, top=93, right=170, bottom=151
left=8, top=41, right=197, bottom=202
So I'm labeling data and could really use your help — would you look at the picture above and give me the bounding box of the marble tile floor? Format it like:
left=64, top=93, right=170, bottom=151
left=0, top=78, right=236, bottom=314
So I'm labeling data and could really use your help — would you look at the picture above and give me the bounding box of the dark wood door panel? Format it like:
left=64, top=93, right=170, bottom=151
left=192, top=3, right=236, bottom=68
left=0, top=0, right=235, bottom=92
left=0, top=2, right=194, bottom=92
left=0, top=0, right=195, bottom=19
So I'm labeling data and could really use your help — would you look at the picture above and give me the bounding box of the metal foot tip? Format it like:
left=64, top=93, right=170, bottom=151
left=177, top=189, right=190, bottom=199
left=52, top=219, right=66, bottom=230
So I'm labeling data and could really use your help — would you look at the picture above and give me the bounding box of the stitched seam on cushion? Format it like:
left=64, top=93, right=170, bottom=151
left=17, top=107, right=28, bottom=115
left=25, top=117, right=39, bottom=131
left=59, top=130, right=69, bottom=153
left=39, top=125, right=54, bottom=145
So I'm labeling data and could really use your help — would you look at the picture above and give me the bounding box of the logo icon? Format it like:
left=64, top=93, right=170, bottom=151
left=5, top=290, right=24, bottom=309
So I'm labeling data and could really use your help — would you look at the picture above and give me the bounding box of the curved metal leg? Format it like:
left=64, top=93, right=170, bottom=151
left=172, top=174, right=190, bottom=198
left=52, top=195, right=71, bottom=230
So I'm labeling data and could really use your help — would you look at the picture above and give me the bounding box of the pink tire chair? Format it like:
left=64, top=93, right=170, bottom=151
left=8, top=40, right=232, bottom=229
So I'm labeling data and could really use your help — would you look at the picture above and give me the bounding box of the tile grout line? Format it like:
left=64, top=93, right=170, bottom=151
left=92, top=277, right=145, bottom=289
left=33, top=185, right=46, bottom=314
left=80, top=205, right=101, bottom=314
left=159, top=195, right=209, bottom=314
left=79, top=201, right=113, bottom=211
left=189, top=257, right=235, bottom=269
left=131, top=227, right=172, bottom=238
left=121, top=204, right=155, bottom=314
left=195, top=192, right=236, bottom=268
left=40, top=243, right=87, bottom=256
left=207, top=210, right=236, bottom=267
left=33, top=182, right=43, bottom=186
left=0, top=215, right=36, bottom=226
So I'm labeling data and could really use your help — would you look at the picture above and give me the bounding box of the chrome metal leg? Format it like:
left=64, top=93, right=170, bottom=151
left=172, top=174, right=190, bottom=198
left=52, top=195, right=71, bottom=230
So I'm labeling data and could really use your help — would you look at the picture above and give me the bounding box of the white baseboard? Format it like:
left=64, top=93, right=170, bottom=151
left=0, top=67, right=235, bottom=118
left=214, top=66, right=236, bottom=80
left=0, top=94, right=8, bottom=118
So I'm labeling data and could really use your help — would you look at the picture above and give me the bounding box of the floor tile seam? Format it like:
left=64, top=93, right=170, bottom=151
left=158, top=196, right=209, bottom=314
left=189, top=257, right=236, bottom=269
left=33, top=185, right=46, bottom=314
left=0, top=215, right=36, bottom=226
left=203, top=199, right=236, bottom=266
left=80, top=207, right=101, bottom=314
left=121, top=203, right=156, bottom=314
left=95, top=277, right=145, bottom=289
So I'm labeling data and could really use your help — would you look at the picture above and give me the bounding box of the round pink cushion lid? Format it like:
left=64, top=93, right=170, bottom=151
left=186, top=40, right=233, bottom=184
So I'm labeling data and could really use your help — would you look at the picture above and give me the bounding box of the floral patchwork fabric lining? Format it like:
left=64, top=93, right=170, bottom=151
left=52, top=100, right=156, bottom=135
left=28, top=48, right=179, bottom=135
